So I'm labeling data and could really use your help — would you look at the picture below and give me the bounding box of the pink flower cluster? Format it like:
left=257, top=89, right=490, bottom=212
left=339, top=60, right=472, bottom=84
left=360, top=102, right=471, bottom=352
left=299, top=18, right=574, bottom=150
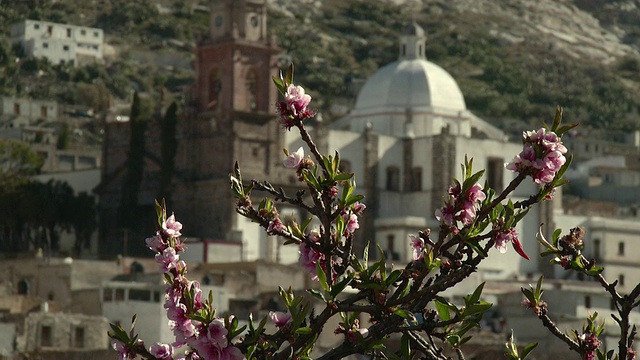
left=493, top=227, right=530, bottom=260
left=435, top=183, right=486, bottom=231
left=581, top=331, right=602, bottom=360
left=276, top=85, right=315, bottom=130
left=139, top=215, right=244, bottom=360
left=299, top=230, right=325, bottom=280
left=506, top=128, right=567, bottom=185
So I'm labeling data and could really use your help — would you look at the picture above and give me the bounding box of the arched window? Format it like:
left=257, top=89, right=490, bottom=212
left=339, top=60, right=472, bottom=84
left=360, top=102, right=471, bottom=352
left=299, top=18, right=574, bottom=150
left=246, top=69, right=258, bottom=111
left=17, top=279, right=30, bottom=295
left=208, top=68, right=221, bottom=110
left=386, top=166, right=400, bottom=191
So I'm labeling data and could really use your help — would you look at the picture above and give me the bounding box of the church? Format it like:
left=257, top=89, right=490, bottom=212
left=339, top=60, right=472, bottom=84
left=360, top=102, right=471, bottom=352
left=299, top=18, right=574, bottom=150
left=98, top=0, right=553, bottom=281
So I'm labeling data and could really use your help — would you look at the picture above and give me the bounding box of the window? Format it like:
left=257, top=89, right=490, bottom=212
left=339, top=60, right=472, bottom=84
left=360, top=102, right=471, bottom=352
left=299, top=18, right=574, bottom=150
left=17, top=279, right=29, bottom=295
left=40, top=325, right=53, bottom=347
left=246, top=70, right=258, bottom=111
left=63, top=45, right=69, bottom=51
left=487, top=158, right=504, bottom=192
left=34, top=24, right=40, bottom=30
left=129, top=289, right=151, bottom=301
left=584, top=296, right=591, bottom=309
left=74, top=327, right=85, bottom=348
left=40, top=106, right=47, bottom=119
left=43, top=42, right=49, bottom=49
left=13, top=102, right=20, bottom=115
left=208, top=69, right=221, bottom=109
left=619, top=274, right=625, bottom=287
left=386, top=235, right=399, bottom=261
left=409, top=167, right=422, bottom=191
left=115, top=288, right=125, bottom=301
left=66, top=28, right=71, bottom=37
left=47, top=26, right=52, bottom=36
left=593, top=239, right=600, bottom=261
left=93, top=31, right=99, bottom=37
left=102, top=289, right=113, bottom=302
left=386, top=166, right=400, bottom=191
left=618, top=241, right=625, bottom=256
left=81, top=29, right=86, bottom=35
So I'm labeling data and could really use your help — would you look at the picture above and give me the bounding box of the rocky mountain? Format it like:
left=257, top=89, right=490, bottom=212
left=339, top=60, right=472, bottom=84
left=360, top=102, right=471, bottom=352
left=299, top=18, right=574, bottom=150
left=1, top=0, right=639, bottom=132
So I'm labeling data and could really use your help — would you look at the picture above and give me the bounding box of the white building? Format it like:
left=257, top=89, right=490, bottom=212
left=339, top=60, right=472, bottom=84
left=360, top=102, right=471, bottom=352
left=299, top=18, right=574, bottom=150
left=0, top=96, right=59, bottom=127
left=280, top=22, right=547, bottom=280
left=101, top=279, right=229, bottom=345
left=11, top=19, right=104, bottom=66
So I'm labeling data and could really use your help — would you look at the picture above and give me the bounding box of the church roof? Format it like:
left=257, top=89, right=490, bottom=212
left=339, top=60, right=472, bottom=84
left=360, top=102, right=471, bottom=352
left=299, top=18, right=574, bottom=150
left=352, top=58, right=467, bottom=116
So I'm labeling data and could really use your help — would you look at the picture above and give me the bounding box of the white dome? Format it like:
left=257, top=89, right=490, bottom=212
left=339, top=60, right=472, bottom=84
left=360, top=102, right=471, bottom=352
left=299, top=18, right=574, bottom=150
left=353, top=58, right=467, bottom=115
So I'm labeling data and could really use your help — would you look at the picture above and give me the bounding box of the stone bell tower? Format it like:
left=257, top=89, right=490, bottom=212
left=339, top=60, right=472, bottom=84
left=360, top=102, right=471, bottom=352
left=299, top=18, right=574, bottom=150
left=174, top=0, right=282, bottom=239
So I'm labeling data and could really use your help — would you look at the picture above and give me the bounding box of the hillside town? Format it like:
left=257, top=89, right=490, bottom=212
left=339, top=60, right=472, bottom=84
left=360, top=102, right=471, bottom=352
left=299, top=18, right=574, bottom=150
left=1, top=0, right=640, bottom=359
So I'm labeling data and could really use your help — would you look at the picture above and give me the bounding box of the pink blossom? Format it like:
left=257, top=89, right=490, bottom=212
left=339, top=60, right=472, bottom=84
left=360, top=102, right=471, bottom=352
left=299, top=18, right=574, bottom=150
left=300, top=231, right=324, bottom=278
left=202, top=319, right=228, bottom=348
left=276, top=84, right=315, bottom=130
left=220, top=346, right=245, bottom=360
left=285, top=85, right=311, bottom=116
left=162, top=214, right=183, bottom=238
left=466, top=183, right=486, bottom=203
left=145, top=233, right=164, bottom=252
left=493, top=227, right=530, bottom=260
left=267, top=218, right=285, bottom=235
left=284, top=147, right=304, bottom=168
left=410, top=234, right=425, bottom=262
left=269, top=311, right=292, bottom=327
left=155, top=247, right=180, bottom=272
left=352, top=202, right=366, bottom=215
left=435, top=205, right=455, bottom=226
left=344, top=213, right=359, bottom=234
left=112, top=340, right=133, bottom=360
left=149, top=343, right=173, bottom=359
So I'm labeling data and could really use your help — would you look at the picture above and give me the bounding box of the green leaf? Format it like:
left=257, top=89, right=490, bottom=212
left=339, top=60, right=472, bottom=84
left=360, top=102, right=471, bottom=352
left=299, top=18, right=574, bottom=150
left=386, top=269, right=403, bottom=287
left=363, top=241, right=370, bottom=265
left=316, top=262, right=330, bottom=294
left=434, top=297, right=452, bottom=321
left=307, top=288, right=326, bottom=302
left=401, top=333, right=411, bottom=358
left=295, top=327, right=313, bottom=335
left=285, top=63, right=294, bottom=86
left=345, top=194, right=365, bottom=207
left=521, top=342, right=538, bottom=359
left=334, top=172, right=353, bottom=181
left=393, top=308, right=415, bottom=322
left=467, top=282, right=485, bottom=305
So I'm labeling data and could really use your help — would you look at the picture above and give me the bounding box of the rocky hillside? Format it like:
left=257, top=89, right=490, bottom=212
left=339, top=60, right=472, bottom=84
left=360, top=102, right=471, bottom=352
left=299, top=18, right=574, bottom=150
left=0, top=0, right=639, bottom=133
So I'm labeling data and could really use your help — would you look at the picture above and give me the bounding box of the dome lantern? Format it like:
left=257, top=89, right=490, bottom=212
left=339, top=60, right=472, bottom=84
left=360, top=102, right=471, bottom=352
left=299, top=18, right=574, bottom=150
left=399, top=21, right=427, bottom=60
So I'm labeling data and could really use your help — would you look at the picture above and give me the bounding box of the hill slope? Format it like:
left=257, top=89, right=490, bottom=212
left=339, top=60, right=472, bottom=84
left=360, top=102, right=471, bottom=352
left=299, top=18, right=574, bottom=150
left=0, top=0, right=639, bottom=132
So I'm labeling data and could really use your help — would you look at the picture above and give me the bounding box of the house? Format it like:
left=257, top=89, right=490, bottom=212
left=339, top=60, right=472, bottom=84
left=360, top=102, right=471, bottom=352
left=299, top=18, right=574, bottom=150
left=11, top=19, right=104, bottom=66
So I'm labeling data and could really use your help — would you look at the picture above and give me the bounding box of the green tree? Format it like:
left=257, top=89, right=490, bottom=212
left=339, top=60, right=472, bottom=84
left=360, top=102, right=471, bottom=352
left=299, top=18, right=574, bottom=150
left=119, top=91, right=147, bottom=229
left=69, top=193, right=97, bottom=257
left=158, top=102, right=178, bottom=206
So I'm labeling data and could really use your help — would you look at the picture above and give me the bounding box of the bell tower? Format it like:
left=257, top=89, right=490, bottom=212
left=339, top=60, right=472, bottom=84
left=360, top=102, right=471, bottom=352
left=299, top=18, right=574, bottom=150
left=176, top=0, right=282, bottom=239
left=194, top=0, right=277, bottom=115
